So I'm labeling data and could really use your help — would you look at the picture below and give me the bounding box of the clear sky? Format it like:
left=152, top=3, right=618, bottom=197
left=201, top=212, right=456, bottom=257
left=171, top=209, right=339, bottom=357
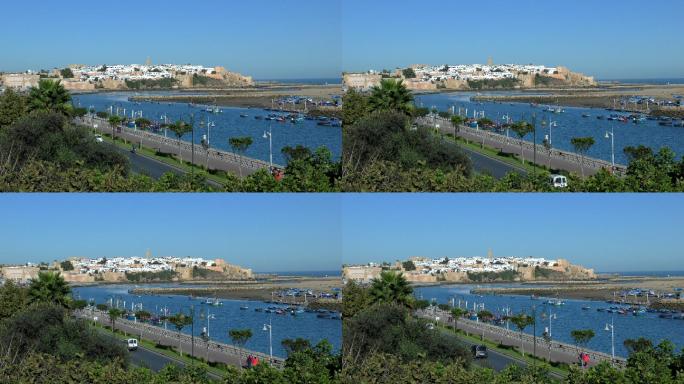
left=342, top=0, right=684, bottom=79
left=0, top=194, right=341, bottom=273
left=0, top=0, right=341, bottom=79
left=341, top=194, right=683, bottom=273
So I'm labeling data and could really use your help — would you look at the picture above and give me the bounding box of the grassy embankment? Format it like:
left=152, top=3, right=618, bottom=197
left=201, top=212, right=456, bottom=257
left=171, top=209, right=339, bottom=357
left=441, top=132, right=552, bottom=175
left=437, top=323, right=570, bottom=379
left=92, top=321, right=231, bottom=377
left=100, top=133, right=239, bottom=185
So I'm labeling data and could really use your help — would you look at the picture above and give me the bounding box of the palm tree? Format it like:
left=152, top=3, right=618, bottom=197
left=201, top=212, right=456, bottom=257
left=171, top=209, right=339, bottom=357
left=168, top=312, right=193, bottom=356
left=229, top=328, right=253, bottom=367
left=571, top=329, right=595, bottom=363
left=228, top=136, right=254, bottom=178
left=368, top=79, right=414, bottom=115
left=108, top=115, right=124, bottom=142
left=28, top=271, right=71, bottom=307
left=369, top=270, right=413, bottom=307
left=28, top=79, right=72, bottom=115
left=570, top=137, right=596, bottom=177
left=108, top=308, right=124, bottom=333
left=510, top=313, right=535, bottom=356
left=451, top=307, right=467, bottom=333
left=168, top=121, right=192, bottom=163
left=511, top=121, right=535, bottom=164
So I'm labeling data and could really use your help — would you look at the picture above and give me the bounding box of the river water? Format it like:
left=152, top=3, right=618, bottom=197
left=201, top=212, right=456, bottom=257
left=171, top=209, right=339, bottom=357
left=415, top=284, right=684, bottom=358
left=72, top=284, right=341, bottom=358
left=415, top=92, right=684, bottom=165
left=72, top=92, right=342, bottom=166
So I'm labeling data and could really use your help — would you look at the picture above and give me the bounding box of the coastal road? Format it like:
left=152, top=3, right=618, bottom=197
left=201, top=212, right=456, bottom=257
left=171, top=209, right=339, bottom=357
left=104, top=142, right=223, bottom=188
left=456, top=143, right=527, bottom=179
left=128, top=345, right=223, bottom=380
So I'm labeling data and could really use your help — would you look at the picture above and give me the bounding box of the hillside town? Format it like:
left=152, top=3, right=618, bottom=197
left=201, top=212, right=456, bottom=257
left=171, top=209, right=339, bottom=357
left=0, top=255, right=254, bottom=284
left=343, top=251, right=596, bottom=284
left=343, top=61, right=596, bottom=91
left=0, top=62, right=254, bottom=91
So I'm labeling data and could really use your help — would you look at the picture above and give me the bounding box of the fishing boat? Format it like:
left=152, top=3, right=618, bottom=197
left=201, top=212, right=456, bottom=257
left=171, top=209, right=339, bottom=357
left=254, top=116, right=264, bottom=120
left=546, top=298, right=565, bottom=306
left=582, top=306, right=591, bottom=310
left=240, top=305, right=249, bottom=310
left=582, top=114, right=591, bottom=118
left=597, top=115, right=605, bottom=120
left=240, top=114, right=248, bottom=118
left=254, top=308, right=264, bottom=312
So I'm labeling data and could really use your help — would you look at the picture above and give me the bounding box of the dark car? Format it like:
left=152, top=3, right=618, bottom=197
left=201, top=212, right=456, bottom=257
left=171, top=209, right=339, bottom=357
left=471, top=345, right=488, bottom=359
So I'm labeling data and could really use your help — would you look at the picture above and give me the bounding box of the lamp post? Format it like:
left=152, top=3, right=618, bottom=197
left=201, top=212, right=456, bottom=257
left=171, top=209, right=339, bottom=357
left=605, top=317, right=615, bottom=365
left=263, top=318, right=273, bottom=363
left=263, top=124, right=273, bottom=171
left=605, top=126, right=615, bottom=171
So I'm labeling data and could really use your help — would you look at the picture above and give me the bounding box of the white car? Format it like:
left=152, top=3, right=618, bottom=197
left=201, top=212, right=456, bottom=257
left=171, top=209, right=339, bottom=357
left=95, top=135, right=104, bottom=143
left=126, top=338, right=138, bottom=351
left=550, top=174, right=568, bottom=188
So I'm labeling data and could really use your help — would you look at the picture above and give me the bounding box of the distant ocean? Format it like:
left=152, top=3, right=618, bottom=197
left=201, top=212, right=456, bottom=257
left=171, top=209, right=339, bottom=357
left=599, top=78, right=684, bottom=85
left=599, top=271, right=684, bottom=277
left=256, top=78, right=341, bottom=85
left=258, top=270, right=340, bottom=277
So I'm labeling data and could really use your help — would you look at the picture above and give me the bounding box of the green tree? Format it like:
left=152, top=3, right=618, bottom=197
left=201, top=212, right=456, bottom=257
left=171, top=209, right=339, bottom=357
left=228, top=328, right=253, bottom=367
left=134, top=117, right=152, bottom=130
left=168, top=121, right=192, bottom=164
left=107, top=307, right=124, bottom=333
left=0, top=280, right=28, bottom=319
left=571, top=137, right=596, bottom=178
left=60, top=68, right=74, bottom=79
left=167, top=312, right=193, bottom=356
left=369, top=271, right=413, bottom=308
left=401, top=260, right=416, bottom=271
left=571, top=329, right=596, bottom=356
left=510, top=121, right=535, bottom=164
left=59, top=260, right=74, bottom=271
left=342, top=88, right=370, bottom=126
left=342, top=280, right=371, bottom=318
left=368, top=79, right=414, bottom=115
left=228, top=136, right=254, bottom=178
left=450, top=307, right=467, bottom=333
left=27, top=271, right=71, bottom=307
left=0, top=88, right=28, bottom=128
left=108, top=115, right=124, bottom=141
left=509, top=313, right=534, bottom=356
left=402, top=67, right=416, bottom=79
left=477, top=310, right=494, bottom=323
left=28, top=79, right=72, bottom=115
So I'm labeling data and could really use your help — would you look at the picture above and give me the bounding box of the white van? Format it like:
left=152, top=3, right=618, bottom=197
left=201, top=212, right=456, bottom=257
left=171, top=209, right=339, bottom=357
left=550, top=174, right=568, bottom=188
left=126, top=338, right=138, bottom=351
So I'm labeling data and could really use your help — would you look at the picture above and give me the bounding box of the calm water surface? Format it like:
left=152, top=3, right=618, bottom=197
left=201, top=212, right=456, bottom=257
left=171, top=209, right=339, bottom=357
left=73, top=284, right=341, bottom=358
left=415, top=92, right=684, bottom=165
left=73, top=92, right=341, bottom=166
left=415, top=284, right=684, bottom=358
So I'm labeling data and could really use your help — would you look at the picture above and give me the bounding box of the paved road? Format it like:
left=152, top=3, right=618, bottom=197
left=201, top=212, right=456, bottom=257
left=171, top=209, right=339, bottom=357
left=128, top=345, right=223, bottom=380
left=105, top=142, right=222, bottom=188
left=456, top=143, right=527, bottom=179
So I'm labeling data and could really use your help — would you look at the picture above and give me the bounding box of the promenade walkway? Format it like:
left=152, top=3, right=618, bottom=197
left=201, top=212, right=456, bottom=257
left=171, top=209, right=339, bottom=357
left=77, top=116, right=283, bottom=177
left=418, top=116, right=627, bottom=177
left=76, top=309, right=285, bottom=369
left=417, top=308, right=626, bottom=369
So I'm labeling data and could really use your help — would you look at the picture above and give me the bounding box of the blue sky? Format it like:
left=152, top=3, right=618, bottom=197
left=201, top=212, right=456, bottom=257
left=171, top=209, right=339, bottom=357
left=0, top=0, right=341, bottom=79
left=341, top=194, right=683, bottom=273
left=342, top=0, right=684, bottom=79
left=0, top=194, right=341, bottom=273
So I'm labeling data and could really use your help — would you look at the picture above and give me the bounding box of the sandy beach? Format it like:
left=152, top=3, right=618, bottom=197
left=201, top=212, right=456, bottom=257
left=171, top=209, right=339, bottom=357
left=129, top=84, right=342, bottom=111
left=130, top=276, right=342, bottom=304
left=470, top=84, right=684, bottom=117
left=470, top=276, right=684, bottom=308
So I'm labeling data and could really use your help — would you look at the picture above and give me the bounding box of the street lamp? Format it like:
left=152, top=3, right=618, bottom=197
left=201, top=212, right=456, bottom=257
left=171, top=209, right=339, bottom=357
left=263, top=318, right=273, bottom=363
left=263, top=124, right=273, bottom=171
left=605, top=127, right=615, bottom=171
left=605, top=317, right=615, bottom=365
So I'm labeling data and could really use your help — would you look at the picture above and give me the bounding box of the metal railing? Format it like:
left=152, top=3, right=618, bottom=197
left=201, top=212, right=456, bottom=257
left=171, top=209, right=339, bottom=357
left=76, top=309, right=285, bottom=369
left=418, top=116, right=627, bottom=176
left=418, top=308, right=626, bottom=368
left=77, top=116, right=283, bottom=171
